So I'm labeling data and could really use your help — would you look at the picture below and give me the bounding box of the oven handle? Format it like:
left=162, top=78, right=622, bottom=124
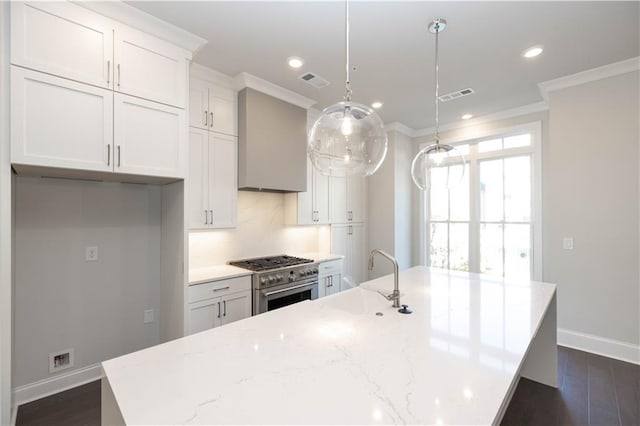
left=263, top=281, right=317, bottom=297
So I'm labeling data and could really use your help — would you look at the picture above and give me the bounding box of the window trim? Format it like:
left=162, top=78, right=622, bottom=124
left=419, top=121, right=543, bottom=280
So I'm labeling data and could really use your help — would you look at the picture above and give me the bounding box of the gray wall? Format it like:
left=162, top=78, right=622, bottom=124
left=13, top=177, right=162, bottom=387
left=547, top=71, right=639, bottom=345
left=367, top=130, right=414, bottom=279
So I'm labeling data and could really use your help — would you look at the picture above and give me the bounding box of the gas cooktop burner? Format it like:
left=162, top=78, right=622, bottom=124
left=229, top=255, right=314, bottom=272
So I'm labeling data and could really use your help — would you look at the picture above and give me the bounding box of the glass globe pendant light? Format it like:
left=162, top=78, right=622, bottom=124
left=411, top=18, right=466, bottom=190
left=308, top=0, right=388, bottom=177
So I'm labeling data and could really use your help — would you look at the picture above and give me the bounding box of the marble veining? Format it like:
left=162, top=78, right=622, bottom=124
left=102, top=266, right=556, bottom=425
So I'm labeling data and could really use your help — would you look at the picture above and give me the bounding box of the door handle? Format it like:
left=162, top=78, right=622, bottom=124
left=204, top=110, right=208, bottom=127
left=204, top=209, right=208, bottom=225
left=210, top=112, right=213, bottom=128
left=107, top=60, right=110, bottom=85
left=213, top=286, right=230, bottom=292
left=209, top=210, right=213, bottom=225
left=107, top=144, right=111, bottom=166
left=117, top=63, right=121, bottom=88
left=223, top=300, right=226, bottom=317
left=117, top=145, right=121, bottom=167
left=217, top=302, right=221, bottom=318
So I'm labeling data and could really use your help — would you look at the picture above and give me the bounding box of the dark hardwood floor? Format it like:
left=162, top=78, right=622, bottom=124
left=15, top=346, right=639, bottom=426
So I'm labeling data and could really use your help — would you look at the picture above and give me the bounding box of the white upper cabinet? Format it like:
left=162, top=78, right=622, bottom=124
left=114, top=94, right=185, bottom=178
left=11, top=67, right=113, bottom=173
left=114, top=24, right=187, bottom=108
left=11, top=2, right=113, bottom=89
left=189, top=77, right=236, bottom=136
left=11, top=2, right=188, bottom=108
left=285, top=157, right=330, bottom=225
left=188, top=128, right=237, bottom=229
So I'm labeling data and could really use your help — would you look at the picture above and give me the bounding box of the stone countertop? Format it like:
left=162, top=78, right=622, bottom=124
left=188, top=265, right=252, bottom=285
left=103, top=266, right=556, bottom=425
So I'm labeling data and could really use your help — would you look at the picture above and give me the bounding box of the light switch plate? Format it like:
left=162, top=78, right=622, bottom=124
left=563, top=237, right=574, bottom=250
left=144, top=309, right=154, bottom=324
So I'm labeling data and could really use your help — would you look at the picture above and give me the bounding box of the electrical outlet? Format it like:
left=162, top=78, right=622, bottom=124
left=563, top=237, right=574, bottom=250
left=144, top=309, right=154, bottom=324
left=49, top=348, right=74, bottom=373
left=85, top=246, right=98, bottom=261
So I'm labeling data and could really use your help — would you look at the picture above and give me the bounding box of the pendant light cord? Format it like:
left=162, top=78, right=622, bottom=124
left=344, top=0, right=352, bottom=102
left=434, top=23, right=440, bottom=145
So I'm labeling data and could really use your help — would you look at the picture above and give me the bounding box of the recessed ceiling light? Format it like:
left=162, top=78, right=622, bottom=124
left=371, top=101, right=383, bottom=109
left=461, top=113, right=473, bottom=120
left=522, top=45, right=543, bottom=59
left=287, top=56, right=304, bottom=68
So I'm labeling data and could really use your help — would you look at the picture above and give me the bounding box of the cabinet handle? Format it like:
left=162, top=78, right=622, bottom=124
left=217, top=302, right=221, bottom=318
left=117, top=63, right=121, bottom=88
left=209, top=210, right=213, bottom=224
left=204, top=209, right=208, bottom=225
left=328, top=276, right=332, bottom=287
left=107, top=60, right=110, bottom=85
left=204, top=110, right=208, bottom=126
left=213, top=286, right=230, bottom=292
left=223, top=300, right=226, bottom=317
left=117, top=145, right=121, bottom=167
left=210, top=112, right=213, bottom=128
left=107, top=144, right=111, bottom=166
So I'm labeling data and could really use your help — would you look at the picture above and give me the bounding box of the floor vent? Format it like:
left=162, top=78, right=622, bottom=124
left=438, top=87, right=475, bottom=102
left=299, top=72, right=330, bottom=89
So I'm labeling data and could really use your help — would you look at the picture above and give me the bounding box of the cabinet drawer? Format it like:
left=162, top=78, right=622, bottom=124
left=188, top=276, right=251, bottom=303
left=319, top=259, right=343, bottom=276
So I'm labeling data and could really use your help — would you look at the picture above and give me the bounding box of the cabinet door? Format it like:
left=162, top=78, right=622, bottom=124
left=114, top=24, right=187, bottom=108
left=188, top=298, right=221, bottom=335
left=329, top=176, right=348, bottom=223
left=189, top=78, right=209, bottom=130
left=295, top=157, right=314, bottom=225
left=326, top=275, right=341, bottom=296
left=330, top=225, right=349, bottom=269
left=11, top=2, right=113, bottom=89
left=114, top=93, right=185, bottom=179
left=314, top=168, right=330, bottom=224
left=11, top=67, right=113, bottom=172
left=210, top=133, right=237, bottom=228
left=347, top=176, right=365, bottom=222
left=220, top=290, right=251, bottom=326
left=188, top=127, right=210, bottom=229
left=210, top=85, right=237, bottom=136
left=349, top=223, right=366, bottom=286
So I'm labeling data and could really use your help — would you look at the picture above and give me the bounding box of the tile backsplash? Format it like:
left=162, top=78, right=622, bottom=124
left=189, top=191, right=329, bottom=269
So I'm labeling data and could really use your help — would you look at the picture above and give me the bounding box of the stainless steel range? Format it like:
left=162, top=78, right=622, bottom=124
left=229, top=255, right=319, bottom=315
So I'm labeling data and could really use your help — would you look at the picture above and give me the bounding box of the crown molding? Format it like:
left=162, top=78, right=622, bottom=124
left=190, top=63, right=235, bottom=89
left=385, top=122, right=418, bottom=138
left=538, top=56, right=640, bottom=102
left=413, top=101, right=548, bottom=139
left=74, top=1, right=207, bottom=56
left=234, top=72, right=316, bottom=109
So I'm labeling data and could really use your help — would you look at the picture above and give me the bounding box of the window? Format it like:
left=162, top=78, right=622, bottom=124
left=421, top=122, right=542, bottom=280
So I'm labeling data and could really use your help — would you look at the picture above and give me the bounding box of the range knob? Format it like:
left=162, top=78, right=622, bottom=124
left=276, top=274, right=283, bottom=282
left=312, top=268, right=318, bottom=274
left=260, top=277, right=267, bottom=285
left=289, top=272, right=296, bottom=282
left=268, top=276, right=275, bottom=284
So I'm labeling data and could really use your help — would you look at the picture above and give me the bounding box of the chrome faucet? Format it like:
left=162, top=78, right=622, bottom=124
left=368, top=249, right=400, bottom=308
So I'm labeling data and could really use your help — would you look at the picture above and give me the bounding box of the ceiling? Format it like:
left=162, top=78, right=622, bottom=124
left=126, top=1, right=639, bottom=130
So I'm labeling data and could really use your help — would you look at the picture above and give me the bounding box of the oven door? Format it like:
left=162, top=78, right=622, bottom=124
left=254, top=279, right=318, bottom=315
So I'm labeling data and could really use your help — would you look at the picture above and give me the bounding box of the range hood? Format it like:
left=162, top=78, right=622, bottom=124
left=238, top=88, right=307, bottom=192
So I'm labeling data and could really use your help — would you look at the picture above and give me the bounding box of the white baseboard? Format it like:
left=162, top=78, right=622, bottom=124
left=10, top=403, right=17, bottom=426
left=13, top=363, right=103, bottom=407
left=558, top=328, right=640, bottom=365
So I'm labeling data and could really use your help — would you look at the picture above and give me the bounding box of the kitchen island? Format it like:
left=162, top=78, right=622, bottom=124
left=101, top=266, right=557, bottom=425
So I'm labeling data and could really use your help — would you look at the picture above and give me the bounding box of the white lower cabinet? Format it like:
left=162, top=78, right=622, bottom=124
left=187, top=275, right=251, bottom=335
left=318, top=259, right=343, bottom=298
left=331, top=223, right=366, bottom=287
left=188, top=127, right=237, bottom=229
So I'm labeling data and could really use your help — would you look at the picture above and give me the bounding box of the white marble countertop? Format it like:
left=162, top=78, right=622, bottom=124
left=297, top=251, right=344, bottom=263
left=188, top=265, right=252, bottom=285
left=103, top=266, right=556, bottom=425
